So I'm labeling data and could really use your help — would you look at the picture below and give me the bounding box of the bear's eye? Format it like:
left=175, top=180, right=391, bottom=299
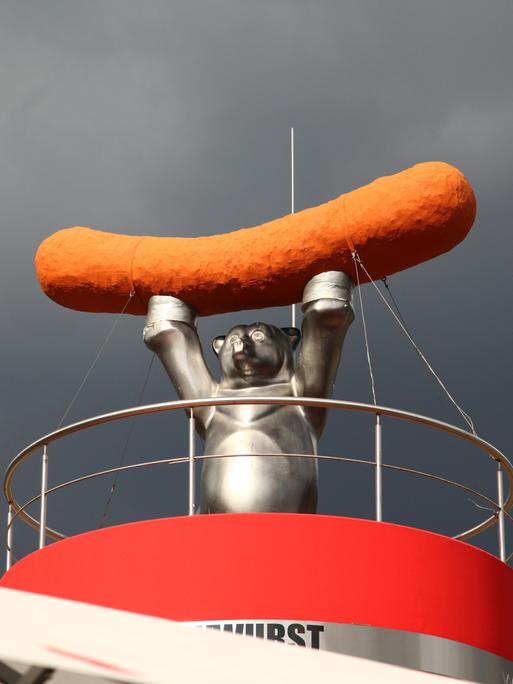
left=251, top=330, right=265, bottom=342
left=228, top=335, right=240, bottom=346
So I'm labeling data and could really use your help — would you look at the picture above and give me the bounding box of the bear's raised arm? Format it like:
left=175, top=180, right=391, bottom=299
left=143, top=296, right=217, bottom=418
left=295, top=271, right=354, bottom=428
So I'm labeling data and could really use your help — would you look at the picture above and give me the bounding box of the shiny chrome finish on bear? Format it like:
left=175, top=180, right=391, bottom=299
left=4, top=396, right=513, bottom=571
left=144, top=272, right=354, bottom=514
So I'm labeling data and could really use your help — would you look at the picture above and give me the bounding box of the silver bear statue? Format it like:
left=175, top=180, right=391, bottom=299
left=143, top=271, right=354, bottom=514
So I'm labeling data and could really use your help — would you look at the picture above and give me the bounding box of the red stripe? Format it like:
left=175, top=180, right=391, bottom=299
left=3, top=514, right=513, bottom=661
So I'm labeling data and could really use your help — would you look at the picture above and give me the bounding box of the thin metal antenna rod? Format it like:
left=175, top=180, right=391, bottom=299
left=290, top=127, right=297, bottom=328
left=291, top=127, right=295, bottom=215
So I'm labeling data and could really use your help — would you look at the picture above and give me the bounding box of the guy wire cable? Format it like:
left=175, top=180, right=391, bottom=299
left=56, top=291, right=136, bottom=429
left=357, top=260, right=476, bottom=435
left=99, top=352, right=156, bottom=528
left=352, top=251, right=378, bottom=406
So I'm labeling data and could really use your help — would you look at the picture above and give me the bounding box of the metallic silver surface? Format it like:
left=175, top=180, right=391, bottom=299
left=189, top=410, right=196, bottom=516
left=143, top=295, right=197, bottom=329
left=8, top=449, right=506, bottom=544
left=185, top=619, right=513, bottom=683
left=375, top=414, right=382, bottom=522
left=301, top=270, right=353, bottom=308
left=6, top=504, right=13, bottom=571
left=38, top=445, right=48, bottom=550
left=4, top=397, right=513, bottom=556
left=498, top=462, right=506, bottom=562
left=144, top=271, right=354, bottom=514
left=5, top=459, right=513, bottom=589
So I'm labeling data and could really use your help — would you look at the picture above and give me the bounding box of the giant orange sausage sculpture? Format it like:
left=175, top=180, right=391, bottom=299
left=35, top=161, right=476, bottom=316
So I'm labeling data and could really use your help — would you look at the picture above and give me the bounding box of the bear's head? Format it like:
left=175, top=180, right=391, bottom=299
left=213, top=323, right=300, bottom=387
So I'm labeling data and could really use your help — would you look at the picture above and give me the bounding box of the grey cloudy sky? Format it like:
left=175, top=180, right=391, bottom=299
left=0, top=0, right=512, bottom=563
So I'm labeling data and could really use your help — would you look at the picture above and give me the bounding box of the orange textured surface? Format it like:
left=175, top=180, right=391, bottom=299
left=35, top=161, right=476, bottom=316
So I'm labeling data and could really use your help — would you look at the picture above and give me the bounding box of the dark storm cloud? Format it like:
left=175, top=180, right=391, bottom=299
left=0, top=1, right=511, bottom=560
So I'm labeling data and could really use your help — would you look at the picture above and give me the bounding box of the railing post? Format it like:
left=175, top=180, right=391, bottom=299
left=497, top=461, right=506, bottom=562
left=6, top=503, right=13, bottom=571
left=39, top=444, right=49, bottom=550
left=188, top=410, right=196, bottom=516
left=375, top=414, right=382, bottom=522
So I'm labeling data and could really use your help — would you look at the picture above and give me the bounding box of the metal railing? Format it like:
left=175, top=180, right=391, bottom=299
left=4, top=397, right=513, bottom=571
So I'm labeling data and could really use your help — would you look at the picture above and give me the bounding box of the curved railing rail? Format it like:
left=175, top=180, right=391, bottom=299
left=4, top=397, right=512, bottom=570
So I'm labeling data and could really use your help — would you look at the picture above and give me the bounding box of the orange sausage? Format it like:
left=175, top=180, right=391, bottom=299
left=35, top=161, right=476, bottom=316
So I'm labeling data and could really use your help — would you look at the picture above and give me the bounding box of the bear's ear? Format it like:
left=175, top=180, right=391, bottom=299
left=281, top=327, right=301, bottom=350
left=212, top=335, right=226, bottom=355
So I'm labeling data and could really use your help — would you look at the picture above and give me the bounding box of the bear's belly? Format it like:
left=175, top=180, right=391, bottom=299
left=200, top=451, right=318, bottom=513
left=204, top=404, right=316, bottom=456
left=200, top=407, right=318, bottom=513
